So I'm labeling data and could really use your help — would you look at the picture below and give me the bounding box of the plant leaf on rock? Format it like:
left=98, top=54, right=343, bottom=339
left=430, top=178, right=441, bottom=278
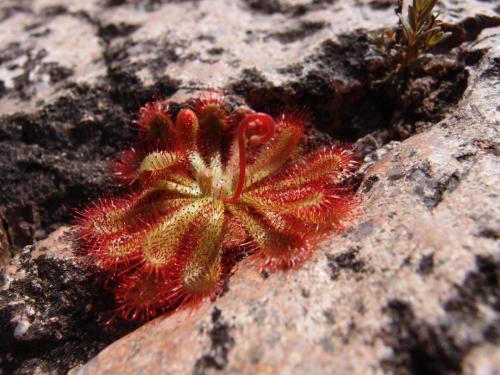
left=76, top=92, right=360, bottom=321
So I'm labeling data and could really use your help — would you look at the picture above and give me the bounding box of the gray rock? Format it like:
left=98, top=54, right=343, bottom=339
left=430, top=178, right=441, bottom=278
left=0, top=0, right=499, bottom=374
left=70, top=37, right=500, bottom=373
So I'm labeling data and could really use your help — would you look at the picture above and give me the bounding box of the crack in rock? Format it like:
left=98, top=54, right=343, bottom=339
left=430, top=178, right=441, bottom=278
left=193, top=308, right=235, bottom=374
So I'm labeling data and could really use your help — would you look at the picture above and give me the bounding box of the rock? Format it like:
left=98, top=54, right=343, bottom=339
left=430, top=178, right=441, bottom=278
left=1, top=0, right=498, bottom=253
left=0, top=228, right=136, bottom=374
left=0, top=213, right=10, bottom=266
left=71, top=36, right=499, bottom=374
left=0, top=0, right=499, bottom=373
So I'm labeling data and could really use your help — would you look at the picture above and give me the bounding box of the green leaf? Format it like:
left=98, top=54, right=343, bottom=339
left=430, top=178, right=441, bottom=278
left=420, top=26, right=442, bottom=38
left=399, top=14, right=413, bottom=42
left=415, top=0, right=423, bottom=12
left=428, top=31, right=451, bottom=47
left=140, top=151, right=180, bottom=174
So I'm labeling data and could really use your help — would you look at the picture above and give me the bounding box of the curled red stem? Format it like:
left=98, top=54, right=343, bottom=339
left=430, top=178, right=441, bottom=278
left=223, top=113, right=276, bottom=204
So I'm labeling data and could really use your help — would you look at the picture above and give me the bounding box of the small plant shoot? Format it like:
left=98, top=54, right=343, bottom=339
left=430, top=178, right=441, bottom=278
left=375, top=0, right=450, bottom=67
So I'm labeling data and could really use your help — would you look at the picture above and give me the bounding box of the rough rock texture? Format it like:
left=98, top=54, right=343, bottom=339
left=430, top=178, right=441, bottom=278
left=0, top=228, right=137, bottom=374
left=0, top=0, right=499, bottom=374
left=69, top=45, right=500, bottom=374
left=1, top=0, right=499, bottom=252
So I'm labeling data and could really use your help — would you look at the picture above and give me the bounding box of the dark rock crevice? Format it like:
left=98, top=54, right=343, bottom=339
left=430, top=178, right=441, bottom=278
left=232, top=32, right=471, bottom=149
left=381, top=300, right=464, bottom=375
left=193, top=308, right=235, bottom=374
left=0, top=242, right=138, bottom=374
left=382, top=255, right=500, bottom=374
